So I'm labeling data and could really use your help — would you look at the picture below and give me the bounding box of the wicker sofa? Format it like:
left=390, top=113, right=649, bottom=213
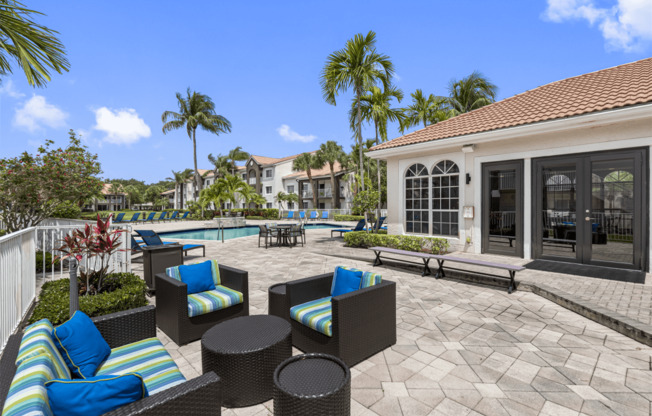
left=155, top=264, right=249, bottom=346
left=286, top=272, right=396, bottom=367
left=0, top=306, right=221, bottom=416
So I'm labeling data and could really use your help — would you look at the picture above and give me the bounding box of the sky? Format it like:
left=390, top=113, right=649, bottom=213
left=0, top=0, right=651, bottom=183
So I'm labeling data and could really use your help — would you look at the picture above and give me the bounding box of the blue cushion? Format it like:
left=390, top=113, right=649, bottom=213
left=53, top=311, right=111, bottom=379
left=331, top=266, right=363, bottom=297
left=45, top=372, right=148, bottom=416
left=178, top=261, right=216, bottom=294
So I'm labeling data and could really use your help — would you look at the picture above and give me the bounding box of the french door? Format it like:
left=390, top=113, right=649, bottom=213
left=533, top=148, right=647, bottom=270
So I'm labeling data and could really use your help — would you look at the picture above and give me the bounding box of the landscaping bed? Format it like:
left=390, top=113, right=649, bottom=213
left=344, top=231, right=449, bottom=254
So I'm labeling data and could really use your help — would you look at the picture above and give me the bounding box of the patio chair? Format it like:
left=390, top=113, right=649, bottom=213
left=321, top=210, right=329, bottom=220
left=168, top=211, right=179, bottom=221
left=288, top=223, right=303, bottom=247
left=308, top=211, right=318, bottom=221
left=135, top=229, right=205, bottom=257
left=178, top=211, right=190, bottom=221
left=286, top=266, right=396, bottom=366
left=156, top=260, right=249, bottom=345
left=298, top=211, right=306, bottom=221
left=330, top=219, right=366, bottom=238
left=112, top=212, right=126, bottom=224
left=258, top=224, right=276, bottom=249
left=155, top=211, right=168, bottom=223
left=143, top=212, right=156, bottom=223
left=125, top=212, right=141, bottom=224
left=286, top=211, right=294, bottom=220
left=368, top=216, right=386, bottom=232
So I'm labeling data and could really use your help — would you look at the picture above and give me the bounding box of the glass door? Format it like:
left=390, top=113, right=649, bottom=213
left=482, top=161, right=523, bottom=257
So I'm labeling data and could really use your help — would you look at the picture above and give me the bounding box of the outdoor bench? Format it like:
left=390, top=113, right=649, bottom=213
left=369, top=246, right=524, bottom=294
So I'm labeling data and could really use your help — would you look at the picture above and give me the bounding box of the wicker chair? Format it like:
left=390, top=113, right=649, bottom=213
left=0, top=306, right=222, bottom=416
left=286, top=273, right=396, bottom=367
left=155, top=264, right=249, bottom=346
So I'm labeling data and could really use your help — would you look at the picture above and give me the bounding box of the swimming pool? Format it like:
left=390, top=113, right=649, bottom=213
left=158, top=224, right=340, bottom=241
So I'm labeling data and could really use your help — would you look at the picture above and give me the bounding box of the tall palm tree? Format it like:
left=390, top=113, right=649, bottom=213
left=162, top=88, right=232, bottom=193
left=227, top=146, right=250, bottom=175
left=207, top=153, right=230, bottom=178
left=400, top=89, right=451, bottom=132
left=199, top=182, right=228, bottom=217
left=274, top=191, right=286, bottom=211
left=317, top=141, right=347, bottom=209
left=0, top=1, right=69, bottom=87
left=215, top=174, right=249, bottom=213
left=321, top=30, right=393, bottom=192
left=448, top=71, right=497, bottom=115
left=123, top=185, right=142, bottom=209
left=292, top=152, right=324, bottom=210
left=167, top=169, right=193, bottom=209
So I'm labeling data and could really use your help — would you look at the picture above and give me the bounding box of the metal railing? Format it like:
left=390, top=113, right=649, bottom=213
left=278, top=209, right=388, bottom=219
left=302, top=189, right=333, bottom=198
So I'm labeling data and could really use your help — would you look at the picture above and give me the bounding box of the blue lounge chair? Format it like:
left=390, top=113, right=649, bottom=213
left=156, top=212, right=168, bottom=223
left=143, top=212, right=156, bottom=223
left=299, top=211, right=306, bottom=221
left=112, top=213, right=126, bottom=224
left=321, top=211, right=329, bottom=220
left=125, top=212, right=141, bottom=224
left=368, top=216, right=386, bottom=232
left=130, top=235, right=144, bottom=253
left=309, top=211, right=318, bottom=221
left=168, top=211, right=179, bottom=221
left=135, top=230, right=205, bottom=257
left=178, top=211, right=190, bottom=220
left=331, top=219, right=366, bottom=238
left=286, top=211, right=294, bottom=220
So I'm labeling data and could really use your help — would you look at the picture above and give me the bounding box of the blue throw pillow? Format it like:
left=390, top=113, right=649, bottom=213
left=331, top=266, right=363, bottom=297
left=45, top=372, right=148, bottom=416
left=53, top=311, right=111, bottom=379
left=178, top=261, right=216, bottom=294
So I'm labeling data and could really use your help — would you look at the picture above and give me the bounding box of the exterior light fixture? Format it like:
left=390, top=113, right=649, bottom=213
left=466, top=173, right=471, bottom=184
left=462, top=144, right=475, bottom=153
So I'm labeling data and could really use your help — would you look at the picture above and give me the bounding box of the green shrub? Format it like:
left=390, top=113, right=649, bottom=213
left=343, top=231, right=449, bottom=255
left=29, top=272, right=148, bottom=325
left=333, top=215, right=365, bottom=222
left=0, top=229, right=6, bottom=237
left=51, top=200, right=82, bottom=219
left=35, top=251, right=60, bottom=273
left=245, top=216, right=265, bottom=220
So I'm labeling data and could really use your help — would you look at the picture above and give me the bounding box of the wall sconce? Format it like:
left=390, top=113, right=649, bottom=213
left=462, top=144, right=475, bottom=153
left=466, top=173, right=471, bottom=184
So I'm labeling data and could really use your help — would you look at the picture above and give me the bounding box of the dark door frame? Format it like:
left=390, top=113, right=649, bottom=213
left=481, top=160, right=524, bottom=257
left=532, top=147, right=648, bottom=271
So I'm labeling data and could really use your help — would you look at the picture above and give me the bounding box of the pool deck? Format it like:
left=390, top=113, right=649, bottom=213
left=125, top=220, right=652, bottom=416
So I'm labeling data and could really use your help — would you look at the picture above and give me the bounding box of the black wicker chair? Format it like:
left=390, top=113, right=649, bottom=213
left=155, top=264, right=249, bottom=346
left=0, top=306, right=222, bottom=416
left=286, top=273, right=396, bottom=367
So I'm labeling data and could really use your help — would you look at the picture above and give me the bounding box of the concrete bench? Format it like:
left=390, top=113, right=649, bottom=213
left=368, top=246, right=524, bottom=293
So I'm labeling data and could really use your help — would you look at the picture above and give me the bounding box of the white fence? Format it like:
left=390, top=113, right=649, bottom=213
left=278, top=209, right=388, bottom=219
left=0, top=228, right=36, bottom=355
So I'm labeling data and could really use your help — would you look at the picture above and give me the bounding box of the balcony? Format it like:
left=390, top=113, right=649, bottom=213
left=302, top=189, right=332, bottom=198
left=248, top=178, right=257, bottom=185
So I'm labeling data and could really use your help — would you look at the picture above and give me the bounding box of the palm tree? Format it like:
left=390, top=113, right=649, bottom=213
left=123, top=185, right=142, bottom=209
left=162, top=88, right=232, bottom=193
left=285, top=192, right=299, bottom=210
left=167, top=169, right=193, bottom=209
left=227, top=146, right=250, bottom=175
left=316, top=141, right=346, bottom=209
left=400, top=89, right=451, bottom=132
left=448, top=71, right=497, bottom=115
left=207, top=153, right=230, bottom=179
left=274, top=191, right=286, bottom=211
left=321, top=30, right=393, bottom=192
left=215, top=174, right=249, bottom=213
left=0, top=1, right=69, bottom=87
left=199, top=182, right=229, bottom=217
left=293, top=152, right=324, bottom=210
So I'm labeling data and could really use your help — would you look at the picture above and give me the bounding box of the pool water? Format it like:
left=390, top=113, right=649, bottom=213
left=158, top=224, right=340, bottom=241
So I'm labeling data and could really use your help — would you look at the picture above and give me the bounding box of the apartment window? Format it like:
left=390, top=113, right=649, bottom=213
left=287, top=185, right=295, bottom=194
left=288, top=202, right=294, bottom=209
left=242, top=173, right=247, bottom=180
left=266, top=203, right=272, bottom=209
left=265, top=169, right=273, bottom=178
left=431, top=160, right=459, bottom=236
left=265, top=186, right=272, bottom=194
left=319, top=203, right=325, bottom=209
left=405, top=163, right=429, bottom=234
left=303, top=202, right=309, bottom=209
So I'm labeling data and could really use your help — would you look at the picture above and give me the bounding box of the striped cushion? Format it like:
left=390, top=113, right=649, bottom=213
left=290, top=296, right=333, bottom=337
left=187, top=286, right=243, bottom=317
left=96, top=337, right=185, bottom=395
left=1, top=352, right=56, bottom=416
left=166, top=260, right=220, bottom=286
left=361, top=271, right=382, bottom=288
left=16, top=319, right=71, bottom=380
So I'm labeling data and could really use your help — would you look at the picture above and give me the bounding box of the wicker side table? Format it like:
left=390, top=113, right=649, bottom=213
left=201, top=315, right=291, bottom=408
left=268, top=283, right=290, bottom=322
left=273, top=353, right=351, bottom=416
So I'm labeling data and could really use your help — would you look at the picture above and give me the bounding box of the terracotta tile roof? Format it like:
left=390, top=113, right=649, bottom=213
left=371, top=58, right=652, bottom=152
left=160, top=189, right=175, bottom=195
left=251, top=151, right=316, bottom=167
left=101, top=183, right=126, bottom=195
left=283, top=161, right=347, bottom=180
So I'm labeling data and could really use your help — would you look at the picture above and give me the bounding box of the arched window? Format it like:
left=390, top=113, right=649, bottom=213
left=431, top=161, right=459, bottom=236
left=405, top=164, right=429, bottom=234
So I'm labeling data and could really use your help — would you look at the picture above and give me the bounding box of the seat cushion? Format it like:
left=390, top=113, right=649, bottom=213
left=16, top=319, right=71, bottom=380
left=290, top=296, right=333, bottom=337
left=167, top=259, right=221, bottom=287
left=361, top=271, right=382, bottom=288
left=1, top=352, right=58, bottom=416
left=187, top=285, right=244, bottom=317
left=96, top=337, right=185, bottom=395
left=331, top=266, right=364, bottom=297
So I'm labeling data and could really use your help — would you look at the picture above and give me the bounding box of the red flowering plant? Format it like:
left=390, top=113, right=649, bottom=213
left=56, top=214, right=125, bottom=295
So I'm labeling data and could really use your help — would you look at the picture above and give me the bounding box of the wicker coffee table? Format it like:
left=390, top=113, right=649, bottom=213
left=201, top=315, right=291, bottom=408
left=273, top=353, right=351, bottom=415
left=268, top=283, right=290, bottom=322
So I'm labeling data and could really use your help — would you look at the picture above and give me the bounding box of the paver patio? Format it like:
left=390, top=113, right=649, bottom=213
left=130, top=220, right=652, bottom=415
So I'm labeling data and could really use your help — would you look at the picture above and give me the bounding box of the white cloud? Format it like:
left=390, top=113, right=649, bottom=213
left=14, top=95, right=68, bottom=132
left=0, top=80, right=25, bottom=98
left=543, top=0, right=652, bottom=52
left=93, top=107, right=151, bottom=145
left=277, top=124, right=317, bottom=143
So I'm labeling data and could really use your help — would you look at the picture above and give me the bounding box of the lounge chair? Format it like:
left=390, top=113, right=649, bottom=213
left=168, top=211, right=179, bottom=221
left=286, top=211, right=294, bottom=220
left=298, top=211, right=306, bottom=221
left=135, top=229, right=205, bottom=257
left=321, top=211, right=329, bottom=220
left=112, top=212, right=126, bottom=224
left=155, top=211, right=168, bottom=223
left=368, top=216, right=386, bottom=232
left=143, top=212, right=156, bottom=223
left=330, top=219, right=366, bottom=238
left=308, top=211, right=318, bottom=221
left=178, top=211, right=190, bottom=221
left=125, top=212, right=141, bottom=224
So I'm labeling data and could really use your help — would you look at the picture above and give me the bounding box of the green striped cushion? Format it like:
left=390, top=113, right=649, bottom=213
left=16, top=319, right=71, bottom=380
left=361, top=271, right=382, bottom=288
left=1, top=352, right=57, bottom=416
left=290, top=296, right=333, bottom=337
left=96, top=337, right=185, bottom=395
left=166, top=260, right=221, bottom=286
left=187, top=285, right=243, bottom=317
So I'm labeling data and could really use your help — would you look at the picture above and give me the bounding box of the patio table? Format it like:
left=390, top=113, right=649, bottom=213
left=270, top=224, right=295, bottom=247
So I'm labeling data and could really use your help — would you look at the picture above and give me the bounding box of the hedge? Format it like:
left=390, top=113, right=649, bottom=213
left=245, top=216, right=265, bottom=220
left=29, top=272, right=148, bottom=325
left=343, top=231, right=449, bottom=255
left=333, top=215, right=365, bottom=222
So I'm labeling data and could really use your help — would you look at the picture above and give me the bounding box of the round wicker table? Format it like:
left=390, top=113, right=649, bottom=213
left=201, top=315, right=291, bottom=408
left=273, top=353, right=351, bottom=416
left=268, top=283, right=290, bottom=322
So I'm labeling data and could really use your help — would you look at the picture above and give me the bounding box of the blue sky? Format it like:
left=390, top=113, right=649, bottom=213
left=1, top=0, right=650, bottom=183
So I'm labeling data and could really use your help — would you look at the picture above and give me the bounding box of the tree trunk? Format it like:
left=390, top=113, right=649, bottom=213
left=329, top=163, right=338, bottom=209
left=375, top=122, right=382, bottom=224
left=356, top=88, right=364, bottom=191
left=192, top=128, right=202, bottom=193
left=309, top=172, right=318, bottom=209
